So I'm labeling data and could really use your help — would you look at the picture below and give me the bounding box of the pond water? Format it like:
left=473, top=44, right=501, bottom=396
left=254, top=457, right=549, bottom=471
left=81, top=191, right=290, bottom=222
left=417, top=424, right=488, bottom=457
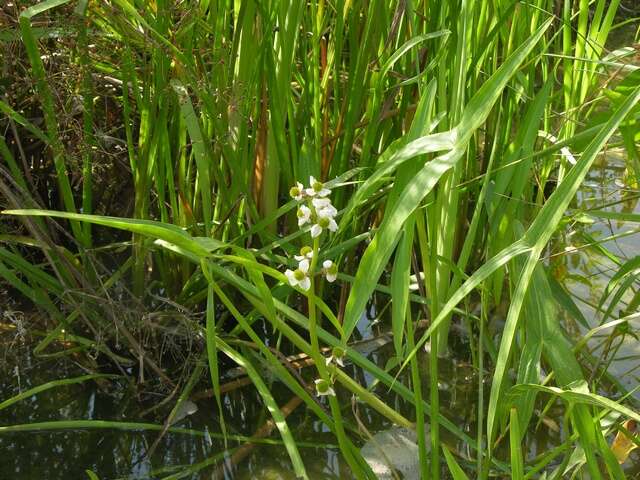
left=558, top=150, right=640, bottom=403
left=1, top=301, right=481, bottom=479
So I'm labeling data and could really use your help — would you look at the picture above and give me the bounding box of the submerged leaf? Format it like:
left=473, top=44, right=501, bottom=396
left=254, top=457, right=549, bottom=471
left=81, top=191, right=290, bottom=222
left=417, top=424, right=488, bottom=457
left=360, top=426, right=430, bottom=480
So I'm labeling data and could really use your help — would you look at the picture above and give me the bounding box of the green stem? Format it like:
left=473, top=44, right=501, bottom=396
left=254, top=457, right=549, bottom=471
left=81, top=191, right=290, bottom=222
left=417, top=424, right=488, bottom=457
left=308, top=236, right=365, bottom=478
left=407, top=308, right=429, bottom=479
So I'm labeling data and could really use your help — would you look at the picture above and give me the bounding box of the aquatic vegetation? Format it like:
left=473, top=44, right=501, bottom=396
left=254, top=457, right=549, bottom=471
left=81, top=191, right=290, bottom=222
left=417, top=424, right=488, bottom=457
left=1, top=0, right=640, bottom=478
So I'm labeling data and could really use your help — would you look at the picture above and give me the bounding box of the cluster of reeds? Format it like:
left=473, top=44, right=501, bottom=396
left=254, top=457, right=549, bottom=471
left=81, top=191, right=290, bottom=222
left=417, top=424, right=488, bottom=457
left=1, top=0, right=640, bottom=478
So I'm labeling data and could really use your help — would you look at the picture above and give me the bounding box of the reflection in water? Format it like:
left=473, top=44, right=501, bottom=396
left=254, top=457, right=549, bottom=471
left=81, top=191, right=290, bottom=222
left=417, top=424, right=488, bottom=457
left=551, top=150, right=640, bottom=476
left=0, top=321, right=481, bottom=479
left=553, top=150, right=640, bottom=400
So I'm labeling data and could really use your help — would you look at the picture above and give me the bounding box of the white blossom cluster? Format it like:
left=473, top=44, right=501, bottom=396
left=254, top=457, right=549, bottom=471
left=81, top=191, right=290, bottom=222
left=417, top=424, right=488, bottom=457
left=284, top=176, right=339, bottom=292
left=284, top=177, right=344, bottom=397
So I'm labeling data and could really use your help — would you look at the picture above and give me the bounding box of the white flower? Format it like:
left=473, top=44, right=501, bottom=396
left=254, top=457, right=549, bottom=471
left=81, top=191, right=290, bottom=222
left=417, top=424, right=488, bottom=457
left=325, top=346, right=346, bottom=367
left=310, top=211, right=338, bottom=238
left=312, top=197, right=338, bottom=217
left=284, top=259, right=311, bottom=291
left=322, top=260, right=338, bottom=282
left=289, top=182, right=305, bottom=201
left=314, top=378, right=336, bottom=397
left=297, top=205, right=312, bottom=226
left=305, top=176, right=331, bottom=197
left=294, top=246, right=314, bottom=262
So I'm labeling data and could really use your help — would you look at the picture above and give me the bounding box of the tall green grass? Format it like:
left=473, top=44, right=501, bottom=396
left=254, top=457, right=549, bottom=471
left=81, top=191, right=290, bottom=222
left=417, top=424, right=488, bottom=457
left=1, top=0, right=640, bottom=478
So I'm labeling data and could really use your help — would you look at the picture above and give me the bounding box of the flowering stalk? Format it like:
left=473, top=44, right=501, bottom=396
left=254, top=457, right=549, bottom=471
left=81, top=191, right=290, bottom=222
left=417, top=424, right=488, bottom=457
left=285, top=177, right=362, bottom=474
left=307, top=237, right=330, bottom=388
left=306, top=236, right=358, bottom=473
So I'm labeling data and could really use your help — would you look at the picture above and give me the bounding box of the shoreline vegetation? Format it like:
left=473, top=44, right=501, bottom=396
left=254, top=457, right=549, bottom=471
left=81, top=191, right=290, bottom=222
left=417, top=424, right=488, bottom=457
left=1, top=0, right=640, bottom=478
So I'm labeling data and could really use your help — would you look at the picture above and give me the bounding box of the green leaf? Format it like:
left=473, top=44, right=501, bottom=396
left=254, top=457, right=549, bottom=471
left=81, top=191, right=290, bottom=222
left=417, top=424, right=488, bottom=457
left=0, top=374, right=118, bottom=411
left=215, top=338, right=308, bottom=479
left=442, top=446, right=470, bottom=480
left=510, top=408, right=524, bottom=480
left=342, top=18, right=553, bottom=339
left=1, top=210, right=217, bottom=258
left=511, top=382, right=640, bottom=424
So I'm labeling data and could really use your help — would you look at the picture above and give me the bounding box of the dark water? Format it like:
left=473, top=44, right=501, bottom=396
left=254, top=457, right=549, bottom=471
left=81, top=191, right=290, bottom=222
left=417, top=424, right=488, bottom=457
left=0, top=312, right=479, bottom=479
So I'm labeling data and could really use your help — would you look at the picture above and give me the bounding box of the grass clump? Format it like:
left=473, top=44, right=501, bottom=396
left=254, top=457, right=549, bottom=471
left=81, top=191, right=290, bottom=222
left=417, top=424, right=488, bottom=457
left=1, top=0, right=640, bottom=478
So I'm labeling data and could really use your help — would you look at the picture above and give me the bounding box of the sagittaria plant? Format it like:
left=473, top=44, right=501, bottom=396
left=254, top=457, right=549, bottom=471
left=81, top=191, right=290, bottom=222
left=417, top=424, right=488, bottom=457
left=284, top=177, right=359, bottom=469
left=285, top=176, right=343, bottom=387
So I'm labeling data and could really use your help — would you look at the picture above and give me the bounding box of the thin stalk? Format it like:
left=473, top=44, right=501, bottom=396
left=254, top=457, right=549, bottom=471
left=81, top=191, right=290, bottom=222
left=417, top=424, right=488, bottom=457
left=478, top=288, right=488, bottom=479
left=308, top=236, right=365, bottom=478
left=406, top=306, right=428, bottom=479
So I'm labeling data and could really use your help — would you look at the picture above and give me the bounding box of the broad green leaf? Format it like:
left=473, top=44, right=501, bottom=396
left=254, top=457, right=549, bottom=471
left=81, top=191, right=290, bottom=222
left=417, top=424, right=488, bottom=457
left=442, top=446, right=470, bottom=480
left=379, top=31, right=450, bottom=80
left=342, top=18, right=553, bottom=339
left=171, top=80, right=213, bottom=234
left=510, top=408, right=524, bottom=480
left=20, top=0, right=71, bottom=18
left=487, top=83, right=640, bottom=447
left=511, top=382, right=640, bottom=424
left=2, top=210, right=217, bottom=258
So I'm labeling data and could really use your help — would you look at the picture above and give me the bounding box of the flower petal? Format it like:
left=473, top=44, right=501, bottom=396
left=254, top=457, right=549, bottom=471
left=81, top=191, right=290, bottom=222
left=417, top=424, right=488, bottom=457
left=317, top=206, right=337, bottom=218
left=299, top=277, right=311, bottom=291
left=323, top=260, right=333, bottom=269
left=310, top=224, right=322, bottom=238
left=314, top=378, right=336, bottom=397
left=316, top=205, right=338, bottom=219
left=312, top=198, right=331, bottom=209
left=298, top=259, right=310, bottom=273
left=326, top=272, right=337, bottom=283
left=284, top=270, right=298, bottom=286
left=297, top=205, right=311, bottom=225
